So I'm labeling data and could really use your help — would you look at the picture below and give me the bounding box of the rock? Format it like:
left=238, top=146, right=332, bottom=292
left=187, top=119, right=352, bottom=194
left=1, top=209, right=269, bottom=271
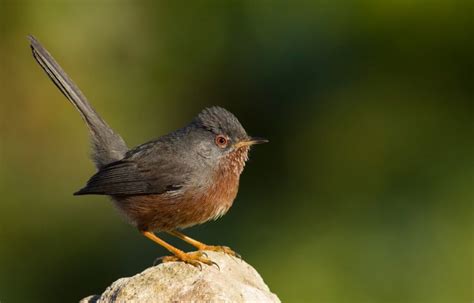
left=80, top=251, right=280, bottom=303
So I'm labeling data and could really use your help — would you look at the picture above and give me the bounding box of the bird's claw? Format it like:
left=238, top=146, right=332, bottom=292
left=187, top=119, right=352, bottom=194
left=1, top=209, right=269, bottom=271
left=210, top=260, right=220, bottom=270
left=200, top=245, right=240, bottom=259
left=153, top=256, right=165, bottom=266
left=160, top=251, right=216, bottom=269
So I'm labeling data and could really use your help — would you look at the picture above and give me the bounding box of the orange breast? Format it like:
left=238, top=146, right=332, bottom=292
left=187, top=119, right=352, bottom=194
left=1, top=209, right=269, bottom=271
left=114, top=147, right=249, bottom=231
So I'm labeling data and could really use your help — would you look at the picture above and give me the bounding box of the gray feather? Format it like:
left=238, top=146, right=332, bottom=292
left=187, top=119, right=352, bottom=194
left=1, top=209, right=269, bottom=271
left=74, top=134, right=195, bottom=196
left=28, top=35, right=128, bottom=168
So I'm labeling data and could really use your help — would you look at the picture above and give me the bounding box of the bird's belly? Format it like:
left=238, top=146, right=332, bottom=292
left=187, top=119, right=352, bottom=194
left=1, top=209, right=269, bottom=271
left=113, top=174, right=240, bottom=231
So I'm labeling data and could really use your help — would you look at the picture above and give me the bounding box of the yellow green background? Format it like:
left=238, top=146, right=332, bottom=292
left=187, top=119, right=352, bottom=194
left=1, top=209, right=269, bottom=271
left=0, top=1, right=472, bottom=302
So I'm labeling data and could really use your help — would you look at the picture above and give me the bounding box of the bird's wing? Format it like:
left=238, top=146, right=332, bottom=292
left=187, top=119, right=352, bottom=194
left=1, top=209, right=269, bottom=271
left=74, top=156, right=189, bottom=196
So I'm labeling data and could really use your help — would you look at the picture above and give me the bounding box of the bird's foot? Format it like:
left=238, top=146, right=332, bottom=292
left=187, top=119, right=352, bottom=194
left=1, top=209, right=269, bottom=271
left=199, top=245, right=240, bottom=258
left=161, top=251, right=218, bottom=269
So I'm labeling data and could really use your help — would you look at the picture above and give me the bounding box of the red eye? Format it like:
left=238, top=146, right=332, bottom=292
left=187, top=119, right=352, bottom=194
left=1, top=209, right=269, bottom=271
left=215, top=135, right=228, bottom=148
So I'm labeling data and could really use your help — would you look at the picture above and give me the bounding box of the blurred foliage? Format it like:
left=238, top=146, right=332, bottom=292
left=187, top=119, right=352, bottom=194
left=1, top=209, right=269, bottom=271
left=0, top=1, right=472, bottom=302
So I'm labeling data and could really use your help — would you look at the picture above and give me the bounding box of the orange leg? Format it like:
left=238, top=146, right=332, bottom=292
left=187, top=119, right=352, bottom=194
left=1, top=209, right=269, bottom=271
left=141, top=231, right=215, bottom=268
left=168, top=230, right=239, bottom=257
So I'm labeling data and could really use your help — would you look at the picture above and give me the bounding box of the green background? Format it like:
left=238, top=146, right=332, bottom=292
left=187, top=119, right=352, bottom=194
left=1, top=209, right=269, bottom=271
left=0, top=1, right=472, bottom=302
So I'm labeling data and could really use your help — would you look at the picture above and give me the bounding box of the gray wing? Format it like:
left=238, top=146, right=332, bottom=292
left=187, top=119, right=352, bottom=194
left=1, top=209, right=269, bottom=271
left=74, top=151, right=189, bottom=196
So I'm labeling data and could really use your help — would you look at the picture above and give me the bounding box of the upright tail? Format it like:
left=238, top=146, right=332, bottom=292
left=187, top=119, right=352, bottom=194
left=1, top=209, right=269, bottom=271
left=28, top=35, right=128, bottom=169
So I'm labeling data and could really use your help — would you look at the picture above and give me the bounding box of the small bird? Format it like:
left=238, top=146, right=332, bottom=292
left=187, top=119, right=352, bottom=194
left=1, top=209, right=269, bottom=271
left=28, top=35, right=267, bottom=267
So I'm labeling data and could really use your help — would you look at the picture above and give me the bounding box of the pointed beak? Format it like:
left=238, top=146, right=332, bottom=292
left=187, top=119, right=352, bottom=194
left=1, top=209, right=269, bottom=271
left=234, top=137, right=269, bottom=148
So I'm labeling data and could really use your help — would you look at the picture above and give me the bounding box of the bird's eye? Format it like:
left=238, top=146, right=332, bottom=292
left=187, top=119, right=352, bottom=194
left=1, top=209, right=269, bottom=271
left=215, top=135, right=228, bottom=148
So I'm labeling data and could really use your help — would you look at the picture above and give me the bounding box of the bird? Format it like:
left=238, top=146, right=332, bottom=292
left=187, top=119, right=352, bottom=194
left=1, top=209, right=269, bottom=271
left=28, top=35, right=268, bottom=267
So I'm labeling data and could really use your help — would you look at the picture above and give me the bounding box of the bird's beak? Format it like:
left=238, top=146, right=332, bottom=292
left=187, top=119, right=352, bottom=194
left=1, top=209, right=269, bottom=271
left=234, top=137, right=269, bottom=148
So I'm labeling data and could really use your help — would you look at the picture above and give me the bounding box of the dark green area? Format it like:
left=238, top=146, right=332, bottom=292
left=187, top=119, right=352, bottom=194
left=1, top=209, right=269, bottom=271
left=0, top=1, right=472, bottom=302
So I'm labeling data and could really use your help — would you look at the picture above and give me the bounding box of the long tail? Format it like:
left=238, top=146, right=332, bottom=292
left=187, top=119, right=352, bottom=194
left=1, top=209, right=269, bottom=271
left=28, top=35, right=128, bottom=169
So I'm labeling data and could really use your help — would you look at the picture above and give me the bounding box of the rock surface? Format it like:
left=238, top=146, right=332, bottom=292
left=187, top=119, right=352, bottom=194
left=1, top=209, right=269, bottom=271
left=80, top=251, right=280, bottom=303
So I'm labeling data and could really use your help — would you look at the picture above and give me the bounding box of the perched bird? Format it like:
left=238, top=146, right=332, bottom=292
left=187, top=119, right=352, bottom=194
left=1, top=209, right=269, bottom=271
left=28, top=35, right=267, bottom=267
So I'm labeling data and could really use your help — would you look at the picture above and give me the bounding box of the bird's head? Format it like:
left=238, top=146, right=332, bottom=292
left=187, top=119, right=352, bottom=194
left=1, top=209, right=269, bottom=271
left=191, top=106, right=268, bottom=171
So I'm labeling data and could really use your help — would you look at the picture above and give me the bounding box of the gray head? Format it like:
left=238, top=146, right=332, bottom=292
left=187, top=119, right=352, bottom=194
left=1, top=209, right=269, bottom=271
left=189, top=106, right=268, bottom=162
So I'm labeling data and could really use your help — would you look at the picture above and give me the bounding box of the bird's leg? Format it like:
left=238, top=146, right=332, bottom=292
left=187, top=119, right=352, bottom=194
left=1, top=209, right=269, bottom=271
left=141, top=231, right=215, bottom=268
left=168, top=230, right=239, bottom=257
